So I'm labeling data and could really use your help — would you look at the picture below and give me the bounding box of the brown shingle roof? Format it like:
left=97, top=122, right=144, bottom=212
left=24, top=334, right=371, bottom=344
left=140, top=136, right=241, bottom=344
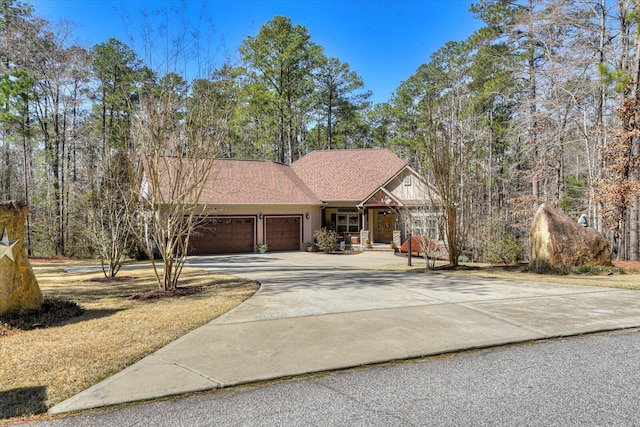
left=154, top=149, right=410, bottom=206
left=200, top=159, right=321, bottom=205
left=290, top=148, right=407, bottom=201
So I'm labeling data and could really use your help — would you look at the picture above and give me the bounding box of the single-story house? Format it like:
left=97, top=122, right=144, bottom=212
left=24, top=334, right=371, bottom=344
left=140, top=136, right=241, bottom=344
left=155, top=148, right=438, bottom=254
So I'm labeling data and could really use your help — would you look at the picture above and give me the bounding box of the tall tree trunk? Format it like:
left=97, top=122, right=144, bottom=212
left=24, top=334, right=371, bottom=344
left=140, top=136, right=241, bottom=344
left=594, top=0, right=608, bottom=232
left=447, top=207, right=458, bottom=267
left=527, top=0, right=539, bottom=206
left=488, top=107, right=493, bottom=217
left=286, top=91, right=294, bottom=164
left=101, top=86, right=107, bottom=157
left=631, top=196, right=639, bottom=260
left=21, top=99, right=33, bottom=255
left=326, top=92, right=333, bottom=150
left=2, top=128, right=9, bottom=197
left=627, top=7, right=640, bottom=260
left=278, top=102, right=284, bottom=164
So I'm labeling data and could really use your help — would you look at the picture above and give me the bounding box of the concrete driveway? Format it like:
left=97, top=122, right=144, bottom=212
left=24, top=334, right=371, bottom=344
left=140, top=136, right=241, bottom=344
left=50, top=251, right=640, bottom=414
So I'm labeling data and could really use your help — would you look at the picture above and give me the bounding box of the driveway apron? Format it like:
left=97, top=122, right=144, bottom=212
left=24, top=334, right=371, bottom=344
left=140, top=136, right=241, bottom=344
left=50, top=252, right=640, bottom=414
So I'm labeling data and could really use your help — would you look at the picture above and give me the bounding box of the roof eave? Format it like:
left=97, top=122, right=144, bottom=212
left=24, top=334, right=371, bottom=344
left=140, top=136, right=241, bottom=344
left=321, top=199, right=362, bottom=204
left=357, top=186, right=404, bottom=209
left=198, top=201, right=323, bottom=206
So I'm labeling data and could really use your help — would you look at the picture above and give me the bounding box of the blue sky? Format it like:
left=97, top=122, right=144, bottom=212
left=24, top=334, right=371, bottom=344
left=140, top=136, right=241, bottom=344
left=30, top=0, right=482, bottom=105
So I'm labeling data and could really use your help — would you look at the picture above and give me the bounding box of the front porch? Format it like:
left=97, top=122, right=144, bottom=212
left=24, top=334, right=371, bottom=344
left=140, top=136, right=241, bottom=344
left=358, top=228, right=402, bottom=252
left=321, top=206, right=404, bottom=248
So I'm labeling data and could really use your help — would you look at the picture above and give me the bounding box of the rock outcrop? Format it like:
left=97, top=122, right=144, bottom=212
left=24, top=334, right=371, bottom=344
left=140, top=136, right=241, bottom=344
left=0, top=201, right=42, bottom=315
left=530, top=203, right=611, bottom=270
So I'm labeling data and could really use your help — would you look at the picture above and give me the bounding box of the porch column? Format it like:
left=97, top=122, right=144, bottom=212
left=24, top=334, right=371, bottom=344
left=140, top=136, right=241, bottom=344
left=361, top=208, right=369, bottom=248
left=360, top=230, right=370, bottom=249
left=392, top=230, right=401, bottom=250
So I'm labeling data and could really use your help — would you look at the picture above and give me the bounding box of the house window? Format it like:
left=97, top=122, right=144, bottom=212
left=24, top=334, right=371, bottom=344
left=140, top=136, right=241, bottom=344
left=403, top=176, right=412, bottom=186
left=337, top=213, right=360, bottom=233
left=410, top=212, right=439, bottom=239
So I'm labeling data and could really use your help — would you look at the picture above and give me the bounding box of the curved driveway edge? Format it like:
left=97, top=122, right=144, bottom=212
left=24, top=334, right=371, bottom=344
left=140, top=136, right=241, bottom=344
left=50, top=252, right=640, bottom=414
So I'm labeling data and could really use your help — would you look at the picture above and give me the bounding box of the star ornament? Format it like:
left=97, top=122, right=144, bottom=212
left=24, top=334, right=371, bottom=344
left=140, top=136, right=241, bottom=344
left=0, top=228, right=19, bottom=263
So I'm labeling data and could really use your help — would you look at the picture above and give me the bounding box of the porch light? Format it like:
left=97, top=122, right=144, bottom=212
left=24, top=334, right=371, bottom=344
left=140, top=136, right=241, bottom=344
left=258, top=212, right=263, bottom=219
left=305, top=211, right=310, bottom=219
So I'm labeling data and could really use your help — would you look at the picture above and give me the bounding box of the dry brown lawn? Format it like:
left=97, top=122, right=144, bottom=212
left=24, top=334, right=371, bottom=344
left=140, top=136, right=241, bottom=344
left=0, top=262, right=259, bottom=424
left=4, top=258, right=639, bottom=424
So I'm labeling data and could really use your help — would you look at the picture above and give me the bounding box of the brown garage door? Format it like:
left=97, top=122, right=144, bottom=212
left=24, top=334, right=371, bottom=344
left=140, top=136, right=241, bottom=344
left=265, top=216, right=300, bottom=251
left=188, top=217, right=255, bottom=255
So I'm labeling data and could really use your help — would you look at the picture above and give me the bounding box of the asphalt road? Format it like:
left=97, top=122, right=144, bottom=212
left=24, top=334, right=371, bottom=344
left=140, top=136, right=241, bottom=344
left=26, top=328, right=640, bottom=427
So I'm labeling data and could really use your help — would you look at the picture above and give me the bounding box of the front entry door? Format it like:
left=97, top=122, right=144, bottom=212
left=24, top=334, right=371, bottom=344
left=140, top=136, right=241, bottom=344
left=375, top=211, right=395, bottom=243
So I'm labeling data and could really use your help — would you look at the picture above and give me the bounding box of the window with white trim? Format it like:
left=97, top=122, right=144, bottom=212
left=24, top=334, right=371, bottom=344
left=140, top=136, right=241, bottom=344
left=410, top=212, right=439, bottom=239
left=337, top=213, right=360, bottom=233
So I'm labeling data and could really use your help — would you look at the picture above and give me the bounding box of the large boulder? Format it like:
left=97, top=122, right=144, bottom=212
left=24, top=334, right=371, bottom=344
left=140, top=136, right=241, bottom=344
left=0, top=201, right=42, bottom=315
left=530, top=203, right=611, bottom=270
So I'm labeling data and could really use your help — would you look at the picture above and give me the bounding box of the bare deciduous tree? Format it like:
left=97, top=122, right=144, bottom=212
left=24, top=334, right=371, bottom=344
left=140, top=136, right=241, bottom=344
left=402, top=204, right=442, bottom=269
left=119, top=4, right=236, bottom=291
left=131, top=71, right=234, bottom=291
left=421, top=133, right=474, bottom=267
left=88, top=151, right=135, bottom=277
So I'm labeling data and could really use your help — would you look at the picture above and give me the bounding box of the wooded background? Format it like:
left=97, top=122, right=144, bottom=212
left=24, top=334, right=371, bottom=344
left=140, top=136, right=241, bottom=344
left=1, top=0, right=639, bottom=262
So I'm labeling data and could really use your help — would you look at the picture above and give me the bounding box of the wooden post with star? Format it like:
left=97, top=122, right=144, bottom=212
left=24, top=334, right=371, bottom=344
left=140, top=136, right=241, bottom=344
left=0, top=201, right=42, bottom=315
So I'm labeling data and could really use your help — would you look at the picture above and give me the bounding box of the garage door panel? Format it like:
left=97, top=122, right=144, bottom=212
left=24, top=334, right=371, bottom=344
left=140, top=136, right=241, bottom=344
left=266, top=216, right=300, bottom=251
left=188, top=217, right=255, bottom=255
